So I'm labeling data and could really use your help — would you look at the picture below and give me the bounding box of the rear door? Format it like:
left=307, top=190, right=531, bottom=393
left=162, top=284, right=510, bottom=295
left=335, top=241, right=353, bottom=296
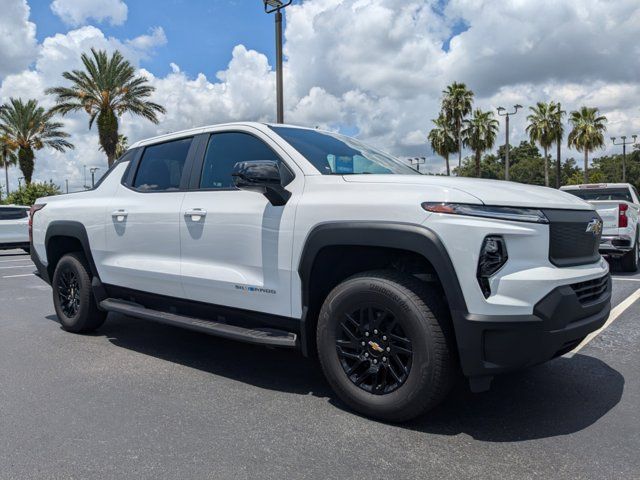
left=179, top=128, right=302, bottom=317
left=101, top=136, right=197, bottom=298
left=0, top=207, right=29, bottom=244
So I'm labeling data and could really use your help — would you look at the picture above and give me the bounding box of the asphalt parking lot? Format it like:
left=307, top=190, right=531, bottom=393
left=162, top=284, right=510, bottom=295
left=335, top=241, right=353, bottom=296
left=0, top=249, right=639, bottom=480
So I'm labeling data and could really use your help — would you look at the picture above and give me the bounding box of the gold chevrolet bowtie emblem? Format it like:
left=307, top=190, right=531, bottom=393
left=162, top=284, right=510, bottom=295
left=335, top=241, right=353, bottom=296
left=368, top=341, right=384, bottom=353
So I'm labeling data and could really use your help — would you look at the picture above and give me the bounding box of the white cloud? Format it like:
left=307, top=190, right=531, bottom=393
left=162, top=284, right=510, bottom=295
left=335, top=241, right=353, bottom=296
left=0, top=0, right=38, bottom=79
left=3, top=0, right=640, bottom=191
left=50, top=0, right=128, bottom=26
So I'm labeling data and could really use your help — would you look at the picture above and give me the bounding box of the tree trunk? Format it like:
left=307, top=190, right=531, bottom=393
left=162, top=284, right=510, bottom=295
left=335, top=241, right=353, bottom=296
left=475, top=150, right=481, bottom=178
left=584, top=150, right=589, bottom=183
left=556, top=139, right=561, bottom=189
left=98, top=108, right=119, bottom=167
left=18, top=147, right=34, bottom=185
left=2, top=147, right=9, bottom=197
left=445, top=153, right=450, bottom=176
left=457, top=119, right=462, bottom=167
left=544, top=146, right=549, bottom=187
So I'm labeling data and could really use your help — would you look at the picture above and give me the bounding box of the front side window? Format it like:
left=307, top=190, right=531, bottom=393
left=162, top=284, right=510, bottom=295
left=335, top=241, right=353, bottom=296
left=133, top=137, right=193, bottom=191
left=200, top=132, right=281, bottom=189
left=269, top=126, right=418, bottom=175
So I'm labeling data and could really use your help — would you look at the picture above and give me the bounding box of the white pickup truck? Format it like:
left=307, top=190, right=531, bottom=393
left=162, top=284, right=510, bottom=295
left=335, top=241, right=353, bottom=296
left=562, top=183, right=639, bottom=272
left=30, top=123, right=611, bottom=421
left=0, top=205, right=30, bottom=252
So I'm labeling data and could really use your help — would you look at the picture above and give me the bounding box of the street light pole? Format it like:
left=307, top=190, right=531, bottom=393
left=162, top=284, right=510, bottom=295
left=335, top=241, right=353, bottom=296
left=90, top=167, right=100, bottom=188
left=263, top=0, right=292, bottom=124
left=410, top=157, right=426, bottom=173
left=18, top=177, right=24, bottom=189
left=611, top=135, right=638, bottom=183
left=496, top=105, right=522, bottom=182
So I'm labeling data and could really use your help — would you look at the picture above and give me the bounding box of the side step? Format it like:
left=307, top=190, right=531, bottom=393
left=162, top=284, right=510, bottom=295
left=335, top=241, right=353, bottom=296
left=99, top=298, right=298, bottom=348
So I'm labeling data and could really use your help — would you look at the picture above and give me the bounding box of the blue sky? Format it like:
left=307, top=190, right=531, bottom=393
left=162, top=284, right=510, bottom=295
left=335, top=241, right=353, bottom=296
left=28, top=0, right=280, bottom=78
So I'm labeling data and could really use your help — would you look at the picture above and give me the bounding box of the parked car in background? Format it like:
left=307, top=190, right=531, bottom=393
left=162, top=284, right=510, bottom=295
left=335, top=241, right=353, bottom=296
left=30, top=123, right=611, bottom=421
left=0, top=205, right=30, bottom=252
left=562, top=183, right=639, bottom=272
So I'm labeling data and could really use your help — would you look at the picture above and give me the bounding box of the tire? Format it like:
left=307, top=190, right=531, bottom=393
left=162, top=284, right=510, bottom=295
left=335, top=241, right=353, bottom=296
left=620, top=232, right=639, bottom=272
left=52, top=252, right=107, bottom=333
left=316, top=270, right=456, bottom=422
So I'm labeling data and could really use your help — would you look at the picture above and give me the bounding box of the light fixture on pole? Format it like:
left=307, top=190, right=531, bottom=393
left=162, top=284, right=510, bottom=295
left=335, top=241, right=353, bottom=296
left=496, top=104, right=522, bottom=182
left=611, top=135, right=638, bottom=183
left=90, top=167, right=100, bottom=188
left=263, top=0, right=293, bottom=124
left=409, top=157, right=426, bottom=173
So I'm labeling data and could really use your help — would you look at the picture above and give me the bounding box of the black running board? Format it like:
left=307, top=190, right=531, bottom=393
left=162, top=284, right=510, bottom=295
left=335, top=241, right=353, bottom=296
left=99, top=298, right=298, bottom=348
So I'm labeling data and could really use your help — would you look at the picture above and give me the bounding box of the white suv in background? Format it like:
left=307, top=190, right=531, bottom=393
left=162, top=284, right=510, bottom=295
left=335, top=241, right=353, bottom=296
left=0, top=205, right=30, bottom=252
left=30, top=123, right=611, bottom=421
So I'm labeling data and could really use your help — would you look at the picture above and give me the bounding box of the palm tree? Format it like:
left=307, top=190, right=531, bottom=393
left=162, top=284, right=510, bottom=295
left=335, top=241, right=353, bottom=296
left=100, top=134, right=129, bottom=159
left=46, top=48, right=165, bottom=167
left=0, top=98, right=74, bottom=184
left=551, top=101, right=565, bottom=188
left=428, top=114, right=457, bottom=176
left=0, top=135, right=17, bottom=198
left=526, top=102, right=556, bottom=187
left=462, top=109, right=499, bottom=178
left=442, top=82, right=474, bottom=167
left=567, top=106, right=607, bottom=183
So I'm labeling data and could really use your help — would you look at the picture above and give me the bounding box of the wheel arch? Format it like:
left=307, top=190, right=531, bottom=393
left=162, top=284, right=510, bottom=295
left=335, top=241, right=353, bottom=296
left=297, top=222, right=468, bottom=356
left=44, top=221, right=100, bottom=282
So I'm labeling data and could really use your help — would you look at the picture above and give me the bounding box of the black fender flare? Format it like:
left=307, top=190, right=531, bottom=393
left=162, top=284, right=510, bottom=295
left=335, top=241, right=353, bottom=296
left=44, top=220, right=100, bottom=280
left=297, top=222, right=469, bottom=354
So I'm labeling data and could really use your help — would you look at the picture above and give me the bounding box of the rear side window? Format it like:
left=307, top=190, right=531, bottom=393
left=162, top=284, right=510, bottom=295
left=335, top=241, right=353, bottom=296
left=565, top=188, right=633, bottom=202
left=133, top=137, right=193, bottom=191
left=200, top=132, right=280, bottom=189
left=0, top=208, right=28, bottom=220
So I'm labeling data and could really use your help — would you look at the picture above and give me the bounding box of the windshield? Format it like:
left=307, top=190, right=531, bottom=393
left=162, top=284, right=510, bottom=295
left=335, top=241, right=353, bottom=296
left=565, top=188, right=633, bottom=202
left=269, top=126, right=418, bottom=175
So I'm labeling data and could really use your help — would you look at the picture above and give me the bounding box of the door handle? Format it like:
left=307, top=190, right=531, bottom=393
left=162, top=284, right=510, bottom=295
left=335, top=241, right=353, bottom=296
left=111, top=210, right=128, bottom=222
left=184, top=209, right=207, bottom=222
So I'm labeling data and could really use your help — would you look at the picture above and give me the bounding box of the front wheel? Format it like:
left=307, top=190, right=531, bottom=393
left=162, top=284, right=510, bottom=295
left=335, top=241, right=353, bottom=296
left=52, top=252, right=107, bottom=333
left=316, top=270, right=456, bottom=422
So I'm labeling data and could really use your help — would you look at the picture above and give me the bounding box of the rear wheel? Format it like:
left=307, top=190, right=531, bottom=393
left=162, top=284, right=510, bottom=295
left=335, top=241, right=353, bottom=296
left=620, top=232, right=639, bottom=272
left=52, top=252, right=107, bottom=333
left=316, top=270, right=455, bottom=422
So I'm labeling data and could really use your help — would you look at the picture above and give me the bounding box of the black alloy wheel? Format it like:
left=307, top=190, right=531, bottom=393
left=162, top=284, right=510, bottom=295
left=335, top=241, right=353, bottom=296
left=336, top=306, right=412, bottom=394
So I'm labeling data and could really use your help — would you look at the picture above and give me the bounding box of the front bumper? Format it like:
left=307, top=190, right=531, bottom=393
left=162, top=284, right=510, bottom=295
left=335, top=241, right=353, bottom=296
left=453, top=273, right=611, bottom=380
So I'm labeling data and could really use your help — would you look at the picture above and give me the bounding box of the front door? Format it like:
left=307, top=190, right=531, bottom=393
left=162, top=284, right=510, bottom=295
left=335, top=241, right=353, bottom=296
left=179, top=130, right=302, bottom=317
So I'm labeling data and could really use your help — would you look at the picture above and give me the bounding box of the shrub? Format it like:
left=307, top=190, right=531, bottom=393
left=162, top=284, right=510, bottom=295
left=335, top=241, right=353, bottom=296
left=3, top=181, right=61, bottom=206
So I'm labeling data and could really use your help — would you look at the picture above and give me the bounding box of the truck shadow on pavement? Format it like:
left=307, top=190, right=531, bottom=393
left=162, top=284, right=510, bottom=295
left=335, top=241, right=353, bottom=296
left=50, top=312, right=624, bottom=443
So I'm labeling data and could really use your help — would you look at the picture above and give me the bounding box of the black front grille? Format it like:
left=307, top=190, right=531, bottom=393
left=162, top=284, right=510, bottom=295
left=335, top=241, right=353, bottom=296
left=571, top=275, right=610, bottom=305
left=544, top=209, right=601, bottom=267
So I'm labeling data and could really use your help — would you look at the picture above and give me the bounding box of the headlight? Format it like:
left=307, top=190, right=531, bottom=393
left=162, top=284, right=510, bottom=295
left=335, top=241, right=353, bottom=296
left=422, top=202, right=549, bottom=224
left=477, top=236, right=508, bottom=298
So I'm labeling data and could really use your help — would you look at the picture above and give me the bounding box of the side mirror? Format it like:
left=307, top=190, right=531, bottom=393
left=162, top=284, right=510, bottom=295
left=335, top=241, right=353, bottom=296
left=231, top=160, right=291, bottom=206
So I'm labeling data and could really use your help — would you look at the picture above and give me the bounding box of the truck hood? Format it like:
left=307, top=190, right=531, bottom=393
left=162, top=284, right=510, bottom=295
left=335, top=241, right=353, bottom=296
left=342, top=175, right=593, bottom=210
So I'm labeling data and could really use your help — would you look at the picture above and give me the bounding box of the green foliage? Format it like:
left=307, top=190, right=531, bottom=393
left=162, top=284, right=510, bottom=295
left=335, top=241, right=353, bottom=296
left=0, top=98, right=73, bottom=184
left=441, top=82, right=474, bottom=165
left=47, top=48, right=165, bottom=167
left=462, top=109, right=499, bottom=177
left=526, top=101, right=564, bottom=186
left=428, top=114, right=457, bottom=175
left=2, top=181, right=61, bottom=206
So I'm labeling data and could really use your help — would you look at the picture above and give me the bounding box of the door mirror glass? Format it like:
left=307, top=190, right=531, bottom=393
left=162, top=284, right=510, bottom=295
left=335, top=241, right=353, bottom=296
left=231, top=160, right=291, bottom=206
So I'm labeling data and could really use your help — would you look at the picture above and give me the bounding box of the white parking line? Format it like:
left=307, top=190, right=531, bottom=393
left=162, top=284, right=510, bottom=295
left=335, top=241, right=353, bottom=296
left=611, top=277, right=640, bottom=282
left=0, top=258, right=31, bottom=263
left=0, top=265, right=33, bottom=269
left=2, top=273, right=35, bottom=278
left=567, top=287, right=640, bottom=356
